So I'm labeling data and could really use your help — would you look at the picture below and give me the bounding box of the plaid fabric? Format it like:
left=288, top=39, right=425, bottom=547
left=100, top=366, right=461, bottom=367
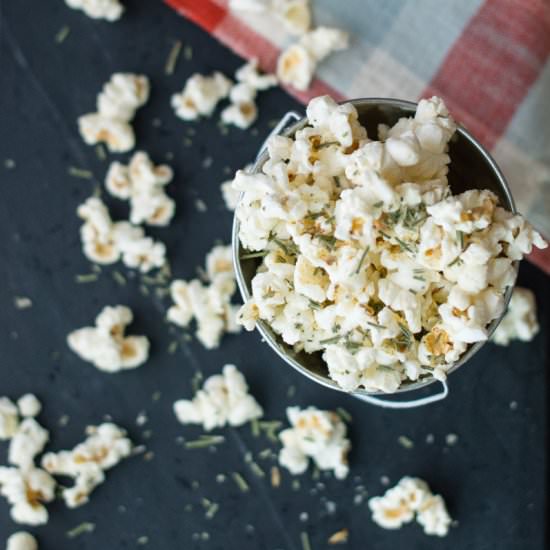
left=166, top=0, right=550, bottom=274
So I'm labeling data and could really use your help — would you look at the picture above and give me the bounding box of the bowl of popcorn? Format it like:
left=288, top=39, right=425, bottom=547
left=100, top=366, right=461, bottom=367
left=232, top=96, right=547, bottom=406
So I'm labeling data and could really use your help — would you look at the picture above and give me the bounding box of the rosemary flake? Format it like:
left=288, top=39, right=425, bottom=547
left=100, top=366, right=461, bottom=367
left=164, top=40, right=182, bottom=75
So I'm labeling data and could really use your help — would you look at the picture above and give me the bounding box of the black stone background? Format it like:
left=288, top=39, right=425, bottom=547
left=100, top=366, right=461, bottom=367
left=0, top=1, right=547, bottom=549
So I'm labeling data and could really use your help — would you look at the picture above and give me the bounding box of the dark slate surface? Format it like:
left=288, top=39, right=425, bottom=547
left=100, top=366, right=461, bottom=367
left=0, top=1, right=547, bottom=548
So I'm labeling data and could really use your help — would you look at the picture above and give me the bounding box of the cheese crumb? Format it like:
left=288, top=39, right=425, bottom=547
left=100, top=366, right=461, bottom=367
left=67, top=305, right=150, bottom=372
left=6, top=532, right=38, bottom=550
left=167, top=244, right=240, bottom=349
left=78, top=73, right=149, bottom=152
left=171, top=72, right=232, bottom=121
left=173, top=364, right=263, bottom=431
left=368, top=476, right=451, bottom=537
left=105, top=151, right=175, bottom=226
left=277, top=27, right=349, bottom=91
left=492, top=287, right=539, bottom=345
left=278, top=406, right=351, bottom=479
left=41, top=423, right=132, bottom=508
left=65, top=0, right=123, bottom=21
left=77, top=196, right=167, bottom=272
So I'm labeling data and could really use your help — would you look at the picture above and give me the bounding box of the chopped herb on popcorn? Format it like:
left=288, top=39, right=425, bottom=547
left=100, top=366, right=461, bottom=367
left=235, top=95, right=547, bottom=393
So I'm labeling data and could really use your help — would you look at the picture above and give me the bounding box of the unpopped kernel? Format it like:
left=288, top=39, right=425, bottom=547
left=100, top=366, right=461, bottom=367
left=236, top=95, right=547, bottom=393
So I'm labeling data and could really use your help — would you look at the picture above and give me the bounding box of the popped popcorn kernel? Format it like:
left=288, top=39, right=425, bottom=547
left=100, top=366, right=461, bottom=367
left=41, top=423, right=132, bottom=508
left=0, top=397, right=19, bottom=440
left=78, top=73, right=149, bottom=152
left=65, top=0, right=123, bottom=21
left=236, top=95, right=547, bottom=392
left=368, top=476, right=451, bottom=537
left=492, top=287, right=539, bottom=345
left=278, top=406, right=351, bottom=479
left=67, top=305, right=150, bottom=372
left=167, top=244, right=240, bottom=349
left=16, top=395, right=41, bottom=419
left=173, top=364, right=263, bottom=431
left=6, top=531, right=38, bottom=550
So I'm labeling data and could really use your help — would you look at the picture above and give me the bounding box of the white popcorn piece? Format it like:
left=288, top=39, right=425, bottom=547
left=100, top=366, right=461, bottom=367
left=67, top=305, right=150, bottom=373
left=221, top=164, right=253, bottom=210
left=106, top=151, right=175, bottom=226
left=65, top=0, right=123, bottom=21
left=0, top=467, right=56, bottom=525
left=222, top=60, right=277, bottom=130
left=16, top=395, right=41, bottom=419
left=492, top=287, right=539, bottom=345
left=167, top=244, right=240, bottom=349
left=277, top=27, right=349, bottom=91
left=8, top=419, right=49, bottom=469
left=41, top=423, right=132, bottom=508
left=368, top=477, right=451, bottom=537
left=171, top=72, right=232, bottom=121
left=6, top=532, right=38, bottom=550
left=278, top=406, right=350, bottom=479
left=236, top=95, right=547, bottom=393
left=77, top=196, right=167, bottom=272
left=78, top=73, right=149, bottom=152
left=0, top=397, right=19, bottom=440
left=173, top=364, right=263, bottom=431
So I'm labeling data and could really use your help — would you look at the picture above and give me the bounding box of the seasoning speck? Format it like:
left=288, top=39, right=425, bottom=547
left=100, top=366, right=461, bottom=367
left=66, top=522, right=95, bottom=538
left=14, top=296, right=32, bottom=309
left=397, top=435, right=414, bottom=449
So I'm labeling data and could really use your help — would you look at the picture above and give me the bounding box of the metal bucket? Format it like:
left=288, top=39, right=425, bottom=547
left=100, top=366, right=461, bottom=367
left=232, top=98, right=518, bottom=408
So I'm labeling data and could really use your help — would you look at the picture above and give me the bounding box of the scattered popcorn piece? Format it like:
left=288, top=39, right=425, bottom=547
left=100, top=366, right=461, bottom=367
left=77, top=196, right=167, bottom=272
left=78, top=73, right=149, bottom=152
left=171, top=72, right=232, bottom=121
left=41, top=423, right=132, bottom=508
left=221, top=164, right=252, bottom=210
left=278, top=406, right=351, bottom=479
left=230, top=0, right=311, bottom=35
left=368, top=477, right=451, bottom=537
left=173, top=364, right=263, bottom=431
left=6, top=531, right=38, bottom=550
left=8, top=419, right=49, bottom=469
left=167, top=244, right=240, bottom=349
left=277, top=27, right=349, bottom=91
left=16, top=395, right=41, bottom=418
left=105, top=151, right=175, bottom=226
left=492, top=287, right=539, bottom=345
left=67, top=305, right=150, bottom=373
left=236, top=95, right=547, bottom=392
left=0, top=467, right=56, bottom=525
left=65, top=0, right=123, bottom=21
left=0, top=397, right=19, bottom=440
left=221, top=60, right=277, bottom=130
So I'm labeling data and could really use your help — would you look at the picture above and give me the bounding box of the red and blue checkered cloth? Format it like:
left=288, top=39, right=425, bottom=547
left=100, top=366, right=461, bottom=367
left=166, top=0, right=550, bottom=274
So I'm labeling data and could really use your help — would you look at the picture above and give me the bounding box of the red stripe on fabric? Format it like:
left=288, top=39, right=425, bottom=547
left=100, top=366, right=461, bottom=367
left=423, top=0, right=550, bottom=149
left=164, top=0, right=227, bottom=33
left=526, top=245, right=550, bottom=276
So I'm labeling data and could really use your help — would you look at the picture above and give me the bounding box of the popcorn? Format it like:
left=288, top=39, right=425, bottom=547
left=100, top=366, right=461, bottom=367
left=65, top=0, right=123, bottom=21
left=171, top=72, right=232, bottom=121
left=221, top=60, right=277, bottom=130
left=0, top=397, right=19, bottom=440
left=277, top=27, right=349, bottom=91
left=67, top=305, right=150, bottom=373
left=221, top=164, right=252, bottom=210
left=6, top=532, right=38, bottom=550
left=230, top=0, right=311, bottom=36
left=167, top=244, right=241, bottom=349
left=236, top=95, right=547, bottom=392
left=106, top=151, right=175, bottom=226
left=78, top=73, right=149, bottom=152
left=0, top=467, right=56, bottom=525
left=77, top=196, right=167, bottom=272
left=8, top=419, right=49, bottom=469
left=278, top=406, right=350, bottom=479
left=492, top=287, right=539, bottom=345
left=16, top=395, right=41, bottom=418
left=41, top=423, right=132, bottom=508
left=173, top=364, right=263, bottom=431
left=368, top=477, right=451, bottom=537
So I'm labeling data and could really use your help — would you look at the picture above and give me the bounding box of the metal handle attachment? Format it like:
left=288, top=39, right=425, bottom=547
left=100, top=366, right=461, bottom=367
left=352, top=380, right=449, bottom=409
left=256, top=111, right=302, bottom=161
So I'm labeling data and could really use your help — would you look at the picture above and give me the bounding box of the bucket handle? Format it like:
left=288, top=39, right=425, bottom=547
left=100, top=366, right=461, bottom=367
left=256, top=111, right=302, bottom=160
left=353, top=380, right=449, bottom=409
